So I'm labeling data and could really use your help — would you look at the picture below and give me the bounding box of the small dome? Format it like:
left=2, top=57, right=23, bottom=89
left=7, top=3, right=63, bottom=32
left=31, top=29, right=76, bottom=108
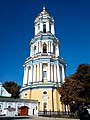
left=41, top=6, right=47, bottom=14
left=34, top=7, right=54, bottom=23
left=34, top=7, right=55, bottom=36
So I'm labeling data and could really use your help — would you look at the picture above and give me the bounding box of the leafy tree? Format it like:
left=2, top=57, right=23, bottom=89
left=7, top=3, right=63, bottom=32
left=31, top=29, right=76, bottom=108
left=58, top=64, right=90, bottom=111
left=73, top=64, right=90, bottom=102
left=3, top=81, right=21, bottom=98
left=59, top=75, right=85, bottom=103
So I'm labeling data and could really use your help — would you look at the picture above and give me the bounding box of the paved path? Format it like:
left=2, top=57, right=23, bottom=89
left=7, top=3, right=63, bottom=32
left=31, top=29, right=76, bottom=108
left=33, top=116, right=79, bottom=120
left=0, top=116, right=80, bottom=120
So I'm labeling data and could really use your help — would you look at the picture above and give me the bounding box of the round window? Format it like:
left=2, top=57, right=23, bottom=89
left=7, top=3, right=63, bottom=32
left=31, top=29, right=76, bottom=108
left=43, top=91, right=47, bottom=94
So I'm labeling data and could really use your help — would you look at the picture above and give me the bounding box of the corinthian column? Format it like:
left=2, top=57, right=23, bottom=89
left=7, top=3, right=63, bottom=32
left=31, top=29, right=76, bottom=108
left=33, top=64, right=36, bottom=83
left=51, top=64, right=53, bottom=82
left=48, top=41, right=50, bottom=53
left=51, top=42, right=53, bottom=53
left=57, top=64, right=60, bottom=83
left=48, top=63, right=51, bottom=82
left=62, top=66, right=65, bottom=83
left=47, top=43, right=48, bottom=53
left=38, top=42, right=39, bottom=53
left=23, top=67, right=28, bottom=86
left=41, top=42, right=43, bottom=53
left=54, top=64, right=57, bottom=82
left=37, top=64, right=39, bottom=82
left=40, top=63, right=42, bottom=82
left=40, top=21, right=43, bottom=32
left=31, top=65, right=33, bottom=83
left=46, top=21, right=49, bottom=32
left=39, top=41, right=41, bottom=53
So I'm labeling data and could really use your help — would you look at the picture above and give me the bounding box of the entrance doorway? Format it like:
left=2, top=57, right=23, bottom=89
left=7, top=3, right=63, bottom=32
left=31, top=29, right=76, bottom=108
left=33, top=109, right=34, bottom=115
left=43, top=102, right=47, bottom=114
left=18, top=106, right=29, bottom=116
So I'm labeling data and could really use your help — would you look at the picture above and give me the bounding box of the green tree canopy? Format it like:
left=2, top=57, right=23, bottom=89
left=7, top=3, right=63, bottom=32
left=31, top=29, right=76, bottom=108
left=3, top=81, right=21, bottom=98
left=58, top=64, right=90, bottom=105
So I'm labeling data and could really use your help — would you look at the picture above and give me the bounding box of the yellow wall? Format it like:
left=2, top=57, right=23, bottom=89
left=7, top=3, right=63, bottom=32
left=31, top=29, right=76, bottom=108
left=21, top=88, right=65, bottom=112
left=21, top=89, right=31, bottom=99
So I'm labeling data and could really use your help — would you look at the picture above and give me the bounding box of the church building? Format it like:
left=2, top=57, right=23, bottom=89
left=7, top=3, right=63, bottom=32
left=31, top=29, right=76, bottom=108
left=20, top=7, right=67, bottom=112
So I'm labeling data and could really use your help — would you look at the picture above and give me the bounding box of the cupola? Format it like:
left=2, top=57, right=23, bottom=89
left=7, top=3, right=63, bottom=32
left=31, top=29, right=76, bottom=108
left=34, top=7, right=55, bottom=35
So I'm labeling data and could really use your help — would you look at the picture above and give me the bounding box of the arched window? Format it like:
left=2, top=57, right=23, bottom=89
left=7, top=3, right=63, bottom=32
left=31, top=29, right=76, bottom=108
left=43, top=102, right=47, bottom=112
left=53, top=44, right=55, bottom=54
left=34, top=45, right=37, bottom=54
left=43, top=24, right=46, bottom=33
left=8, top=106, right=11, bottom=108
left=38, top=23, right=40, bottom=30
left=43, top=42, right=47, bottom=53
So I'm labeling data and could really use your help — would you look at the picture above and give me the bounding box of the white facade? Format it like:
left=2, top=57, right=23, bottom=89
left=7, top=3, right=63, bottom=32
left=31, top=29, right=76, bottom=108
left=0, top=82, right=11, bottom=97
left=20, top=7, right=67, bottom=112
left=0, top=98, right=38, bottom=116
left=22, top=7, right=67, bottom=87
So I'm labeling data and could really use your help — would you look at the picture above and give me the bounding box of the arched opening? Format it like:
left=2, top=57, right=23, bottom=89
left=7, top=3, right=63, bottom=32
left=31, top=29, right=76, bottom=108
left=53, top=44, right=55, bottom=54
left=18, top=106, right=29, bottom=116
left=43, top=102, right=47, bottom=113
left=43, top=43, right=47, bottom=53
left=43, top=24, right=46, bottom=33
left=33, top=109, right=35, bottom=115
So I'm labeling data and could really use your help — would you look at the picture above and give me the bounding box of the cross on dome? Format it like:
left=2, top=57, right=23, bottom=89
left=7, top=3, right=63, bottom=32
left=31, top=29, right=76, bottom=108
left=41, top=6, right=47, bottom=14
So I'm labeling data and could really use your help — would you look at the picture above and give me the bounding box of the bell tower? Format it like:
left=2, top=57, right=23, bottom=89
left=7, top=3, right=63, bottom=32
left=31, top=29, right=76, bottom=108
left=20, top=7, right=67, bottom=112
left=34, top=7, right=55, bottom=35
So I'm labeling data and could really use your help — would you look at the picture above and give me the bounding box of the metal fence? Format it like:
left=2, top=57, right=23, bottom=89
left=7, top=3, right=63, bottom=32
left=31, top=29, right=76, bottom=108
left=39, top=111, right=69, bottom=118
